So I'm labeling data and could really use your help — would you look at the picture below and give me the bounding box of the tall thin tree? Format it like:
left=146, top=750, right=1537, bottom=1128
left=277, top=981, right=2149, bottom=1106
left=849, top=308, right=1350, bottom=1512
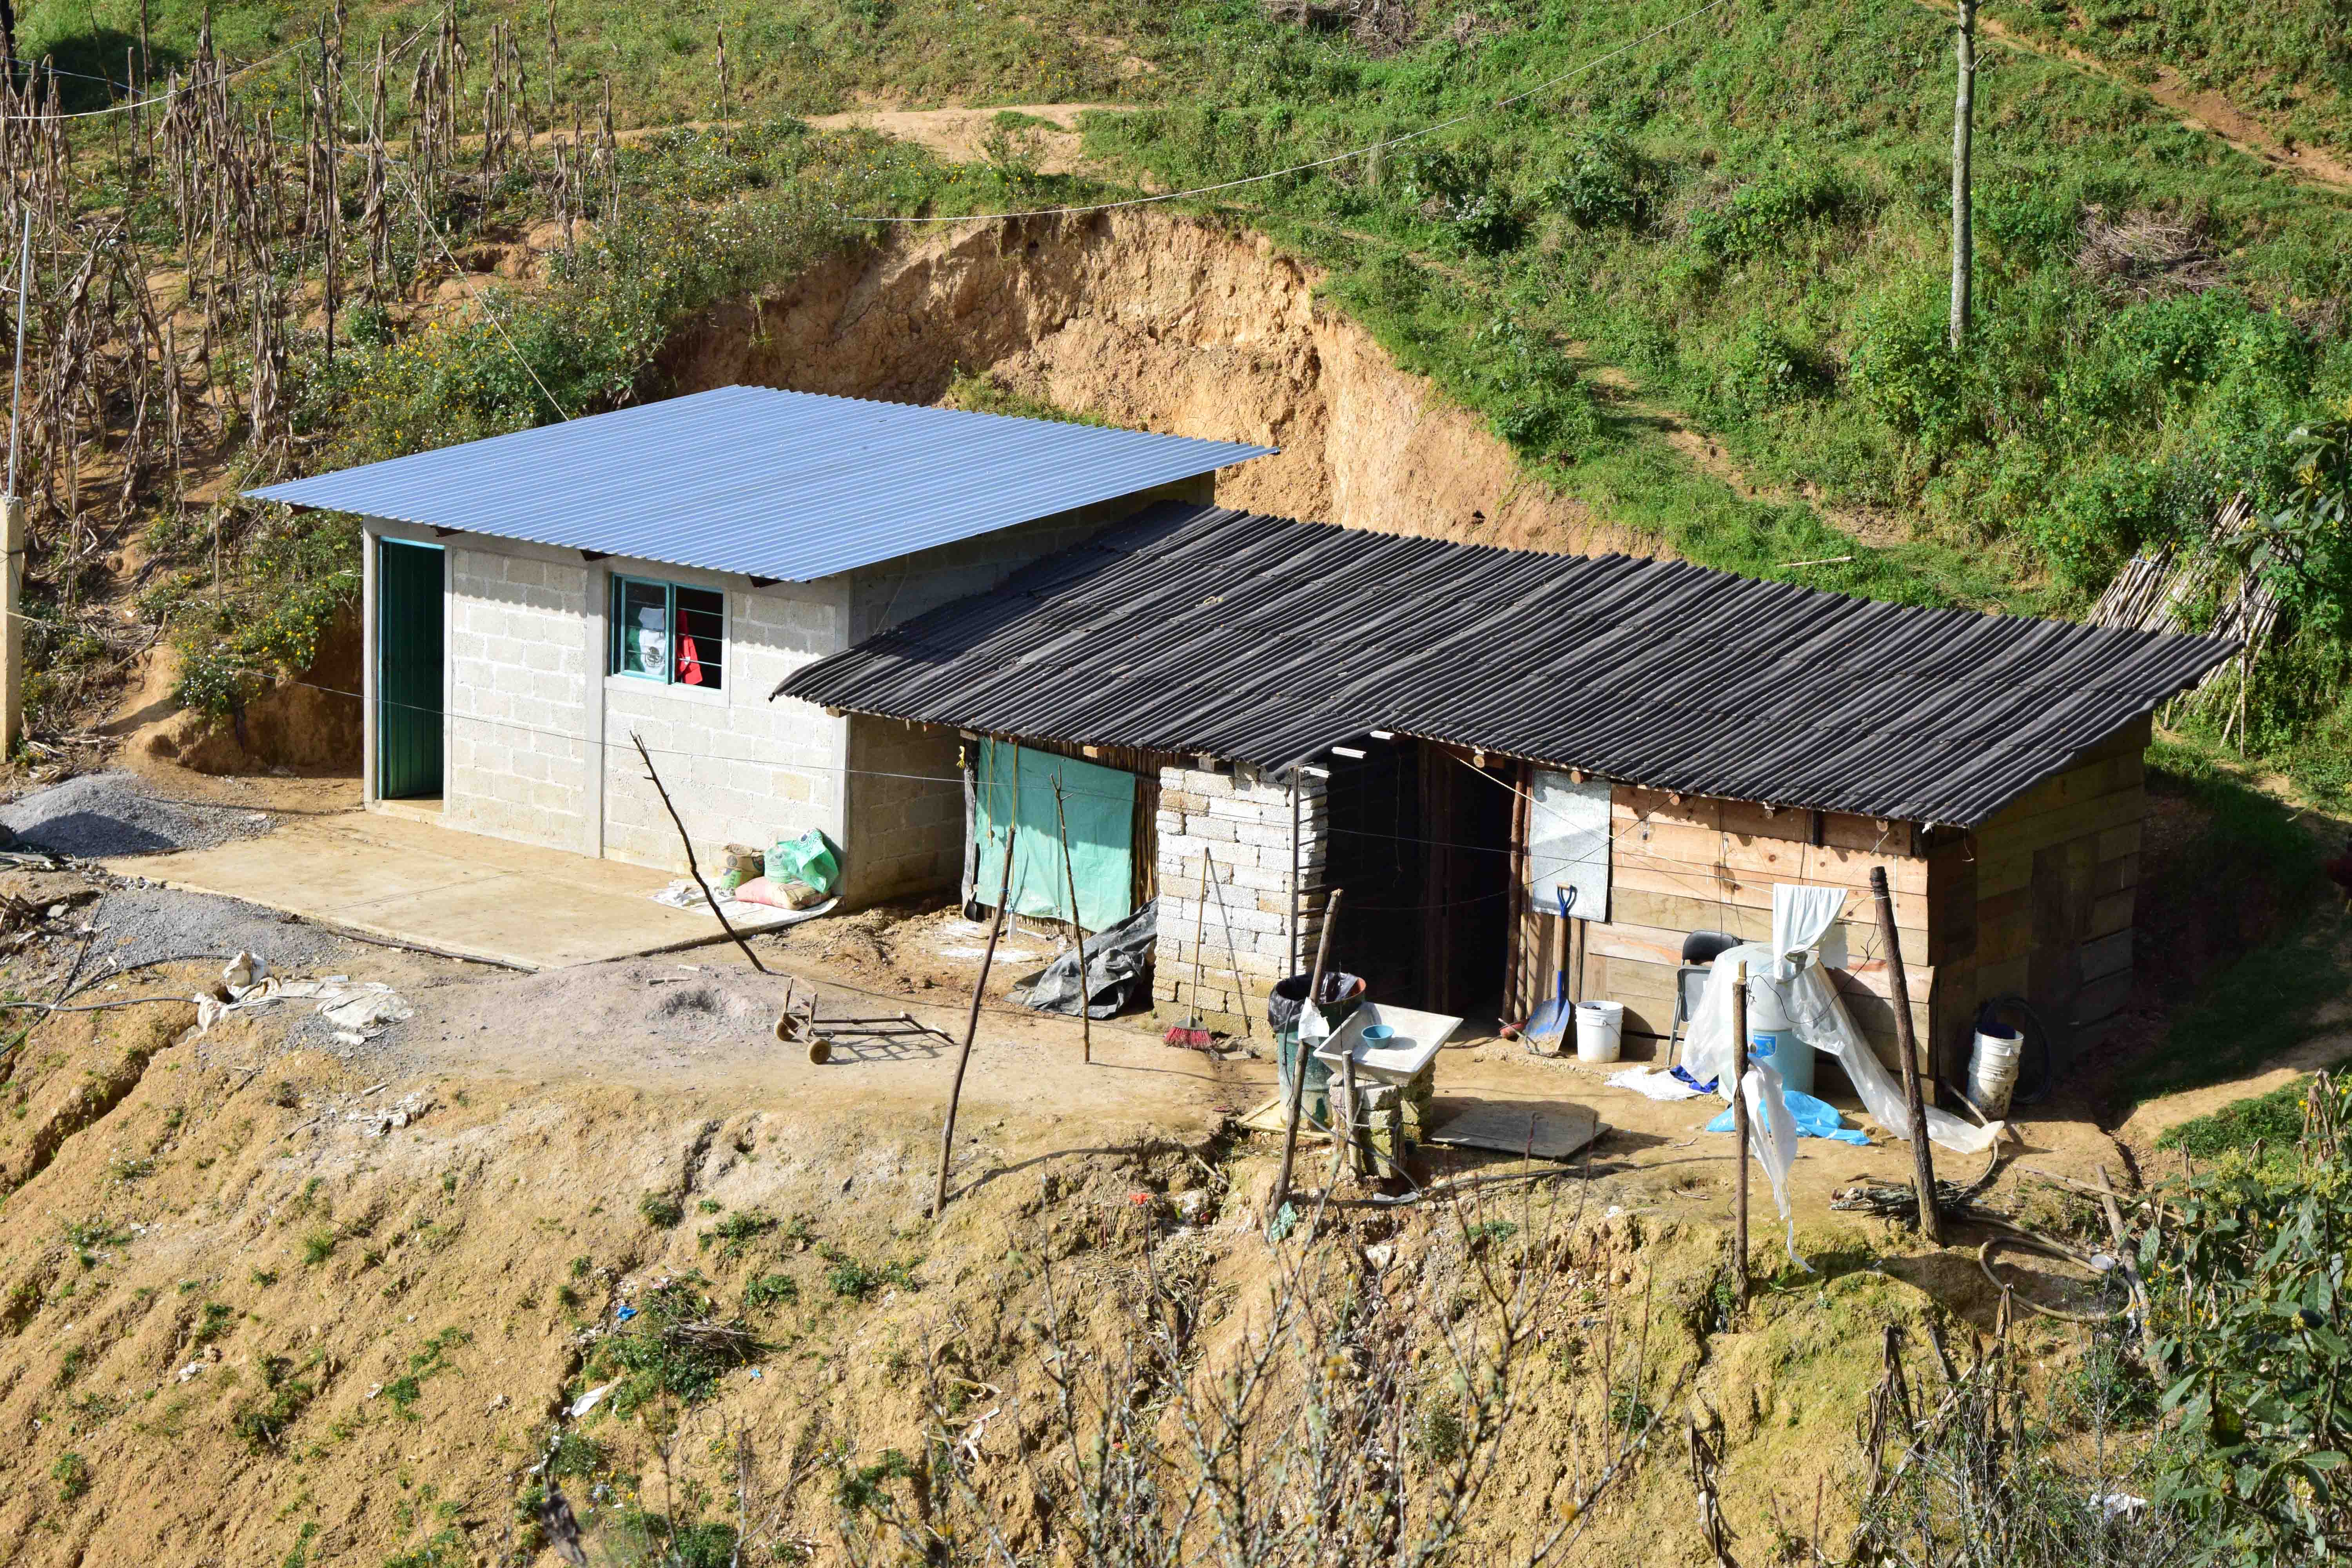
left=1949, top=0, right=1977, bottom=348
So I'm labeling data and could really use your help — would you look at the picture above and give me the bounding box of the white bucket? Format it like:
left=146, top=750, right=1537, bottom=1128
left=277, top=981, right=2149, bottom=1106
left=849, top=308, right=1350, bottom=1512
left=1969, top=1026, right=2024, bottom=1118
left=1574, top=1000, right=1625, bottom=1064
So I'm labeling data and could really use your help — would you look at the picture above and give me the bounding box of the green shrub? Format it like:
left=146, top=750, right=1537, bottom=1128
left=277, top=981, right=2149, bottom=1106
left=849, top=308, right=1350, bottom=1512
left=1541, top=130, right=1657, bottom=231
left=232, top=1356, right=316, bottom=1451
left=1709, top=317, right=1832, bottom=419
left=638, top=1191, right=685, bottom=1230
left=1685, top=164, right=1856, bottom=264
left=700, top=1207, right=778, bottom=1259
left=194, top=1301, right=235, bottom=1345
left=50, top=1451, right=89, bottom=1502
left=744, top=1272, right=799, bottom=1310
left=172, top=573, right=357, bottom=720
left=1848, top=284, right=1973, bottom=453
left=301, top=1227, right=338, bottom=1266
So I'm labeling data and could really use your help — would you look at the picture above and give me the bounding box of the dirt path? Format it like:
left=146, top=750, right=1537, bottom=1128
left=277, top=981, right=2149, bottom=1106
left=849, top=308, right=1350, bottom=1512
left=1935, top=3, right=2352, bottom=192
left=805, top=102, right=1135, bottom=178
left=2109, top=1021, right=2352, bottom=1156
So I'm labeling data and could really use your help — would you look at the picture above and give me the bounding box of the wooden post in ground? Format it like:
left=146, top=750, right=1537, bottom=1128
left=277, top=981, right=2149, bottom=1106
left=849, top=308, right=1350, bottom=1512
left=935, top=809, right=1018, bottom=1218
left=1050, top=775, right=1088, bottom=1064
left=1270, top=887, right=1342, bottom=1224
left=1730, top=960, right=1749, bottom=1308
left=1871, top=865, right=1942, bottom=1245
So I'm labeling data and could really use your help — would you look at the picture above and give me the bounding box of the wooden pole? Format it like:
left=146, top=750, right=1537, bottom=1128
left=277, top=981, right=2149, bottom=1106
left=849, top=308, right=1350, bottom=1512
left=935, top=785, right=1020, bottom=1217
left=1730, top=960, right=1749, bottom=1308
left=1270, top=886, right=1343, bottom=1223
left=1051, top=774, right=1088, bottom=1065
left=630, top=732, right=768, bottom=976
left=1871, top=865, right=1942, bottom=1244
left=0, top=495, right=20, bottom=760
left=1949, top=0, right=1977, bottom=348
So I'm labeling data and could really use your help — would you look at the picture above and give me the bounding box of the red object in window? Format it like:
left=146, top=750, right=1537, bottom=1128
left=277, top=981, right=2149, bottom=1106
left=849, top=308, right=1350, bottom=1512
left=677, top=634, right=705, bottom=686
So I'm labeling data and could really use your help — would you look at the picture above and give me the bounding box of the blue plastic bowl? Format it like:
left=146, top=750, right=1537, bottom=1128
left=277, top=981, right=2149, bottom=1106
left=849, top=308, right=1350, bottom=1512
left=1361, top=1024, right=1397, bottom=1044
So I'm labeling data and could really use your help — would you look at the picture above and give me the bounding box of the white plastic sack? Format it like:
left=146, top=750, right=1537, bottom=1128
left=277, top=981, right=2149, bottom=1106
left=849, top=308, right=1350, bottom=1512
left=1681, top=893, right=2003, bottom=1157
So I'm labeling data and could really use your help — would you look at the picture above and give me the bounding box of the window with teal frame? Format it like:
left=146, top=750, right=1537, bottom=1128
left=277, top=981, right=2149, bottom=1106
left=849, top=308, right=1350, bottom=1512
left=609, top=576, right=726, bottom=690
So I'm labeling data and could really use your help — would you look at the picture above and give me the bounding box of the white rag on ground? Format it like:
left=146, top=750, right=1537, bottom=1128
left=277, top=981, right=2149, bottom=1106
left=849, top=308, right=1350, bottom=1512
left=1606, top=1067, right=1705, bottom=1102
left=192, top=955, right=412, bottom=1039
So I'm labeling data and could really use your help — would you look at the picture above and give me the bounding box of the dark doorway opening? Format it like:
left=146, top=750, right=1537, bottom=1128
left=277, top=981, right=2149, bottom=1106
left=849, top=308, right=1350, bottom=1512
left=1322, top=739, right=1514, bottom=1017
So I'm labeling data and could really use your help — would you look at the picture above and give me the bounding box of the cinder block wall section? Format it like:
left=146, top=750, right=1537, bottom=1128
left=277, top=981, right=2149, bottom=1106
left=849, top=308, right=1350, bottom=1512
left=601, top=580, right=850, bottom=873
left=1154, top=764, right=1328, bottom=1034
left=842, top=717, right=963, bottom=905
left=1936, top=715, right=2150, bottom=1077
left=444, top=548, right=600, bottom=852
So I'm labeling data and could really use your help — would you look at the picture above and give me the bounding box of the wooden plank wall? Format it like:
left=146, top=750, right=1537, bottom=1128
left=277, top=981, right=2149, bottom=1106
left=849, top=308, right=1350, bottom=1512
left=1935, top=716, right=2149, bottom=1076
left=1508, top=784, right=1945, bottom=1077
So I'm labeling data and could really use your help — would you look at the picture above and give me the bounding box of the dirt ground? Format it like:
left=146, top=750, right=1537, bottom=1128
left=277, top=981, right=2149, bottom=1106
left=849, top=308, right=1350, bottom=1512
left=0, top=748, right=2316, bottom=1564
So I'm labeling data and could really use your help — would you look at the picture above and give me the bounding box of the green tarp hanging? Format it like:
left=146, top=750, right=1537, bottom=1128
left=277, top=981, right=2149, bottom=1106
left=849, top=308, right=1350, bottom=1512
left=970, top=740, right=1136, bottom=932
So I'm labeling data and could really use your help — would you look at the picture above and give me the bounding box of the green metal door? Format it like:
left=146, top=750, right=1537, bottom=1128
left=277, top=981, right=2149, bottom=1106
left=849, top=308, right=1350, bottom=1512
left=376, top=539, right=445, bottom=799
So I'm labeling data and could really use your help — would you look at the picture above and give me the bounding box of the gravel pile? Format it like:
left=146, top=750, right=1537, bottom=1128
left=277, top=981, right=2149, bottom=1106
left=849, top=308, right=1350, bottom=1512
left=75, top=884, right=342, bottom=979
left=0, top=771, right=277, bottom=859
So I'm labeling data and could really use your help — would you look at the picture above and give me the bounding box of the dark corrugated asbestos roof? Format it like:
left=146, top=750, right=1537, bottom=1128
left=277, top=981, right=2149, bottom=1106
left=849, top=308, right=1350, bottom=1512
left=244, top=386, right=1271, bottom=583
left=777, top=503, right=2238, bottom=827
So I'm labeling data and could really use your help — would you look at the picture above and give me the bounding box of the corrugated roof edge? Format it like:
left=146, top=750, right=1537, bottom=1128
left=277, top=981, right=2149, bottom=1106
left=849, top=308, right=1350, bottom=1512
left=239, top=385, right=1275, bottom=582
left=775, top=503, right=2239, bottom=829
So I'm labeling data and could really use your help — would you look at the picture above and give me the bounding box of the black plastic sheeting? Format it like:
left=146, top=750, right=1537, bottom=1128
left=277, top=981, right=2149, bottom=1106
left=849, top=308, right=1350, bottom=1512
left=1014, top=900, right=1157, bottom=1020
left=777, top=502, right=2238, bottom=828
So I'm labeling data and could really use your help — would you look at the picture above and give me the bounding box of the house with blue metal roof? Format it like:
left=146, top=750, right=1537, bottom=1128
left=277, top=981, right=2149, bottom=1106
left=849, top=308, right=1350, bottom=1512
left=246, top=385, right=1270, bottom=904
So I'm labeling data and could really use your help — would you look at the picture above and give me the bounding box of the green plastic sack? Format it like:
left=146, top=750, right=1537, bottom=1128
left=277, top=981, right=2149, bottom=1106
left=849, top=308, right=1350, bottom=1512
left=764, top=830, right=840, bottom=895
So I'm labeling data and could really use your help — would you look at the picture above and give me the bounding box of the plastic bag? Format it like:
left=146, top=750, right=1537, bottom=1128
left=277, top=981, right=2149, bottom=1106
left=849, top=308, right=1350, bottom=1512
left=764, top=830, right=840, bottom=895
left=1707, top=1087, right=1869, bottom=1145
left=1017, top=900, right=1158, bottom=1020
left=1682, top=940, right=2002, bottom=1156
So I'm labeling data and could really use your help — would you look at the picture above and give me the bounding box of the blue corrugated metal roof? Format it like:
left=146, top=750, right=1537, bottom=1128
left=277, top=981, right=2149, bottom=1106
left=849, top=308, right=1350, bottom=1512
left=244, top=386, right=1272, bottom=582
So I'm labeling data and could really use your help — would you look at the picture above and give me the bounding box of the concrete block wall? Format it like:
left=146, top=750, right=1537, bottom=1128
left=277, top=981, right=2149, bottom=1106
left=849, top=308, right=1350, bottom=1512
left=445, top=548, right=599, bottom=851
left=1154, top=763, right=1327, bottom=1032
left=842, top=716, right=963, bottom=906
left=601, top=580, right=850, bottom=873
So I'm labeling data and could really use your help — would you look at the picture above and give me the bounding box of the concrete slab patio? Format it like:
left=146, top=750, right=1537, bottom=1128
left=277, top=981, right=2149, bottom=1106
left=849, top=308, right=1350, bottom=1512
left=108, top=808, right=795, bottom=970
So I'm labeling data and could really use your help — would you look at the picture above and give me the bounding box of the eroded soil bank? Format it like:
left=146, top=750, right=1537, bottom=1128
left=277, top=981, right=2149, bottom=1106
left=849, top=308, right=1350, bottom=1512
left=665, top=210, right=1636, bottom=556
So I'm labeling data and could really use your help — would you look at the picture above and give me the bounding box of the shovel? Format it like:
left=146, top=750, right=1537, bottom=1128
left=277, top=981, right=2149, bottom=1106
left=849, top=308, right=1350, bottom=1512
left=1523, top=886, right=1578, bottom=1053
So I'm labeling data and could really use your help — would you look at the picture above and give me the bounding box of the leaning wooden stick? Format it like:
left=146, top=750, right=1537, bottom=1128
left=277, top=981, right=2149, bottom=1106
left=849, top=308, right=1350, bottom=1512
left=632, top=731, right=768, bottom=976
left=1730, top=960, right=1750, bottom=1308
left=1270, top=887, right=1343, bottom=1223
left=1203, top=844, right=1253, bottom=1040
left=1051, top=775, right=1089, bottom=1065
left=935, top=809, right=1018, bottom=1217
left=1871, top=864, right=1942, bottom=1245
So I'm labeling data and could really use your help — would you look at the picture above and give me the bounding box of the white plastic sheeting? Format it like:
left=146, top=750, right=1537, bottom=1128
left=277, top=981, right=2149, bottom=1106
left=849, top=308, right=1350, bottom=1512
left=1682, top=885, right=2004, bottom=1158
left=1740, top=1055, right=1808, bottom=1266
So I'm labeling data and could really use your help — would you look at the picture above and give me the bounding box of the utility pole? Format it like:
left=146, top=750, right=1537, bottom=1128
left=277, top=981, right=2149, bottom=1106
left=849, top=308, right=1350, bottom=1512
left=1949, top=0, right=1977, bottom=349
left=2, top=209, right=31, bottom=761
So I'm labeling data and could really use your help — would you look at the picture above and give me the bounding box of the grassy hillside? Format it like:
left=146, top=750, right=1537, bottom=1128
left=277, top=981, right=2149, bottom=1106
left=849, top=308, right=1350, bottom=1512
left=22, top=0, right=2352, bottom=799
